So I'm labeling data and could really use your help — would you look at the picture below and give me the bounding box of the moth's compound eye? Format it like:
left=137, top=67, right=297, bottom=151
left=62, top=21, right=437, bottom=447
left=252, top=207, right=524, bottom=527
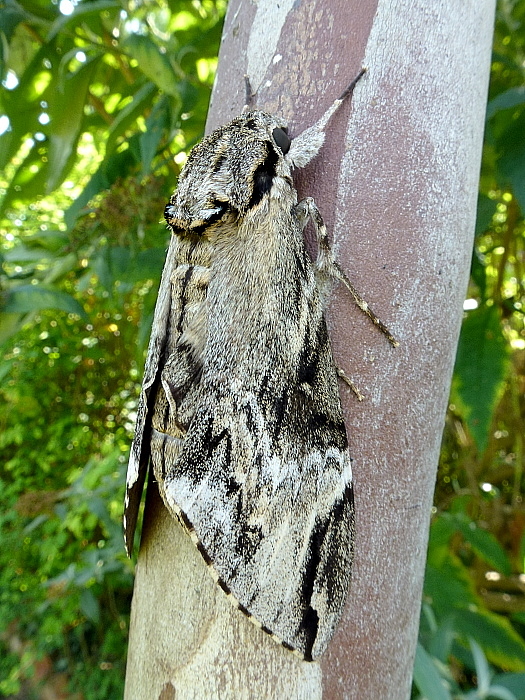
left=272, top=127, right=291, bottom=155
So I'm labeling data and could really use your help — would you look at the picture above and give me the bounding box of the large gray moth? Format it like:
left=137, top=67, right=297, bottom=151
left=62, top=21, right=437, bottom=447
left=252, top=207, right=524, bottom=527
left=124, top=69, right=397, bottom=661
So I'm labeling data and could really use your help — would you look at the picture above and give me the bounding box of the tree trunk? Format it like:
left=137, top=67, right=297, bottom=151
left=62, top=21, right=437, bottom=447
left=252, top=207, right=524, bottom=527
left=124, top=0, right=495, bottom=697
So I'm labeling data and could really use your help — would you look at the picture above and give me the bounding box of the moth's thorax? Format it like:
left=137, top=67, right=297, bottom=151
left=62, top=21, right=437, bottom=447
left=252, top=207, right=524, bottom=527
left=171, top=229, right=213, bottom=266
left=164, top=110, right=297, bottom=238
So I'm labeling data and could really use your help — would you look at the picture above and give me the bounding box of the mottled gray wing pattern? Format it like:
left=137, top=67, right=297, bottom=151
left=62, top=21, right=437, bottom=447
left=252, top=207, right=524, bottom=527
left=154, top=238, right=354, bottom=660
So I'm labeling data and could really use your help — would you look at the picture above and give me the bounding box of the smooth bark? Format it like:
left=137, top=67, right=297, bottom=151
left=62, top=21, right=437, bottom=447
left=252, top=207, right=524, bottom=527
left=124, top=1, right=495, bottom=697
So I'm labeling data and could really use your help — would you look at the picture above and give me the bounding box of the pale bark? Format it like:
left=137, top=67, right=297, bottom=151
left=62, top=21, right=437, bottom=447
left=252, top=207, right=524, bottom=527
left=124, top=1, right=495, bottom=697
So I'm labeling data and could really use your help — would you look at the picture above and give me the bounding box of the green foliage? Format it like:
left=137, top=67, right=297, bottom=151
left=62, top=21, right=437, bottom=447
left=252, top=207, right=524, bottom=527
left=413, top=633, right=525, bottom=700
left=424, top=513, right=525, bottom=670
left=454, top=306, right=509, bottom=452
left=0, top=0, right=524, bottom=696
left=0, top=0, right=225, bottom=696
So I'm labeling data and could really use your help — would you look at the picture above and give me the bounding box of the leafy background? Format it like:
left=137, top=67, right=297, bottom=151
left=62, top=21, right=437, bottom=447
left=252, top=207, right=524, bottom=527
left=0, top=1, right=524, bottom=698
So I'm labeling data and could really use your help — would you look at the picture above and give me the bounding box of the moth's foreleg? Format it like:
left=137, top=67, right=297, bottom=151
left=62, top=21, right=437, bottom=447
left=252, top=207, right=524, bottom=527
left=296, top=196, right=399, bottom=347
left=295, top=196, right=336, bottom=306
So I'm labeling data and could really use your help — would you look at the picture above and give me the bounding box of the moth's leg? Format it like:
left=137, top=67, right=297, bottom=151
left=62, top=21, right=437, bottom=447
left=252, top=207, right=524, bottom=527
left=337, top=367, right=365, bottom=401
left=295, top=197, right=399, bottom=347
left=294, top=197, right=335, bottom=306
left=295, top=197, right=363, bottom=399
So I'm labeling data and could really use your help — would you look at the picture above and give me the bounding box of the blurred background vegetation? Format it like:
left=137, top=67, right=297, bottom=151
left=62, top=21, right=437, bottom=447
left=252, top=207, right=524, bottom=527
left=0, top=1, right=524, bottom=698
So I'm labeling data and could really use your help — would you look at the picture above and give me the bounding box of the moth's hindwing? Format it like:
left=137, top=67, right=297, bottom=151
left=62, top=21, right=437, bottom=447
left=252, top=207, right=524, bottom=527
left=125, top=107, right=357, bottom=661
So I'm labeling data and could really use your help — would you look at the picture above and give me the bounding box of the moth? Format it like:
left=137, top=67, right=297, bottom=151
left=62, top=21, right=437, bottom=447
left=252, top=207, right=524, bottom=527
left=124, top=68, right=397, bottom=661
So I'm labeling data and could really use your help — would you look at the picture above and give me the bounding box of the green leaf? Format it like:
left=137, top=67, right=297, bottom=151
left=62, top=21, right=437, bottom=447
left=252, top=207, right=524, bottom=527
left=3, top=232, right=69, bottom=262
left=428, top=617, right=456, bottom=665
left=123, top=34, right=182, bottom=99
left=46, top=0, right=120, bottom=41
left=0, top=41, right=56, bottom=171
left=471, top=194, right=497, bottom=301
left=453, top=305, right=509, bottom=452
left=105, top=82, right=157, bottom=158
left=413, top=643, right=453, bottom=700
left=487, top=86, right=525, bottom=120
left=497, top=110, right=525, bottom=213
left=441, top=513, right=511, bottom=576
left=0, top=138, right=50, bottom=214
left=0, top=0, right=32, bottom=45
left=139, top=95, right=171, bottom=176
left=1, top=284, right=87, bottom=318
left=491, top=673, right=525, bottom=700
left=471, top=249, right=487, bottom=303
left=475, top=194, right=498, bottom=237
left=3, top=245, right=54, bottom=263
left=0, top=312, right=22, bottom=344
left=424, top=560, right=479, bottom=618
left=23, top=229, right=70, bottom=252
left=486, top=685, right=519, bottom=700
left=79, top=588, right=100, bottom=624
left=470, top=637, right=492, bottom=694
left=47, top=57, right=100, bottom=192
left=454, top=609, right=525, bottom=672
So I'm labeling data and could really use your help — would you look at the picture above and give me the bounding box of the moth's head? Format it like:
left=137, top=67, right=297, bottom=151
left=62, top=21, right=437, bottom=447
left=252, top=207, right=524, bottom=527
left=165, top=110, right=301, bottom=235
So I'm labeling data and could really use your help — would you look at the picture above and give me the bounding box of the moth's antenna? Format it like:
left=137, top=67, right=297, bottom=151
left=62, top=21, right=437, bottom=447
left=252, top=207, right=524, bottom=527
left=287, top=67, right=367, bottom=169
left=312, top=66, right=367, bottom=136
left=337, top=67, right=367, bottom=103
left=243, top=75, right=256, bottom=112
